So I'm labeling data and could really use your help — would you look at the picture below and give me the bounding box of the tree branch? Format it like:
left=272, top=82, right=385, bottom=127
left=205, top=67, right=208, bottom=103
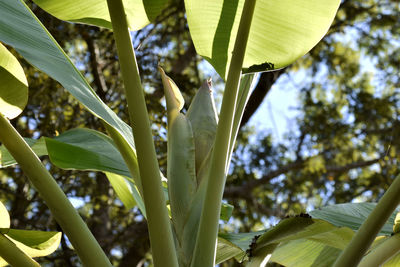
left=81, top=29, right=108, bottom=101
left=239, top=69, right=285, bottom=129
left=171, top=41, right=196, bottom=74
left=224, top=157, right=382, bottom=198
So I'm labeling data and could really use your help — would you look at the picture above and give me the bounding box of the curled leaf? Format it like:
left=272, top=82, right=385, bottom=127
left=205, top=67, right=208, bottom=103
left=0, top=43, right=28, bottom=119
left=186, top=80, right=218, bottom=173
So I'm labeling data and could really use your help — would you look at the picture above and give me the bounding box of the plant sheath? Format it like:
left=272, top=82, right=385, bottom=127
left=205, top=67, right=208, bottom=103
left=106, top=0, right=178, bottom=266
left=0, top=114, right=112, bottom=267
left=333, top=173, right=400, bottom=267
left=191, top=0, right=256, bottom=266
left=0, top=234, right=39, bottom=267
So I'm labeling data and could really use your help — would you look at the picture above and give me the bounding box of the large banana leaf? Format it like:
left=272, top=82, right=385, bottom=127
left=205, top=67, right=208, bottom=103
left=217, top=203, right=400, bottom=265
left=0, top=127, right=234, bottom=221
left=45, top=128, right=131, bottom=177
left=1, top=128, right=131, bottom=177
left=0, top=128, right=141, bottom=212
left=185, top=0, right=340, bottom=79
left=216, top=216, right=354, bottom=264
left=270, top=233, right=400, bottom=267
left=33, top=0, right=169, bottom=30
left=310, top=202, right=397, bottom=235
left=269, top=238, right=341, bottom=267
left=0, top=0, right=135, bottom=155
left=0, top=43, right=28, bottom=119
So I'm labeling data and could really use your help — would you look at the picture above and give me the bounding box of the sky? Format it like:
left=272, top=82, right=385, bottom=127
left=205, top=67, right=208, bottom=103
left=249, top=72, right=302, bottom=142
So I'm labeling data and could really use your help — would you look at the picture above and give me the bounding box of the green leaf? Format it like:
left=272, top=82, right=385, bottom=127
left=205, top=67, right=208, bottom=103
left=185, top=0, right=340, bottom=79
left=384, top=252, right=400, bottom=266
left=220, top=203, right=234, bottom=221
left=0, top=138, right=47, bottom=168
left=216, top=217, right=354, bottom=264
left=0, top=0, right=135, bottom=155
left=44, top=128, right=131, bottom=177
left=104, top=172, right=146, bottom=217
left=216, top=236, right=245, bottom=265
left=393, top=211, right=400, bottom=233
left=0, top=202, right=60, bottom=266
left=186, top=80, right=219, bottom=173
left=4, top=230, right=60, bottom=256
left=227, top=73, right=256, bottom=166
left=0, top=230, right=61, bottom=266
left=270, top=239, right=341, bottom=267
left=309, top=202, right=397, bottom=235
left=0, top=201, right=10, bottom=229
left=33, top=0, right=169, bottom=30
left=160, top=68, right=197, bottom=266
left=0, top=128, right=147, bottom=215
left=0, top=43, right=28, bottom=119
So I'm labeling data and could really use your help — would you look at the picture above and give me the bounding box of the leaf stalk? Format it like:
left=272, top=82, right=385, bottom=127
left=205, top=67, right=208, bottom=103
left=0, top=234, right=39, bottom=267
left=191, top=0, right=257, bottom=266
left=0, top=114, right=112, bottom=267
left=106, top=0, right=178, bottom=266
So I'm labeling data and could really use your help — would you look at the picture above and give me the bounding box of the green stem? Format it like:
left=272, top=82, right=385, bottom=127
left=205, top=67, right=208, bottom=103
left=0, top=114, right=111, bottom=267
left=358, top=234, right=400, bottom=267
left=333, top=173, right=400, bottom=267
left=106, top=1, right=178, bottom=266
left=104, top=123, right=143, bottom=195
left=228, top=74, right=255, bottom=170
left=191, top=0, right=256, bottom=266
left=0, top=234, right=39, bottom=267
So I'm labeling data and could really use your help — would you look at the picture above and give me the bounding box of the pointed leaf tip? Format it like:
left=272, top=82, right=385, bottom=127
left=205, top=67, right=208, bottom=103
left=186, top=81, right=218, bottom=172
left=159, top=67, right=185, bottom=112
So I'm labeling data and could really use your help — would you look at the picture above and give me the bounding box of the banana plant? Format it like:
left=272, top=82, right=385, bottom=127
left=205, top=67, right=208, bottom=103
left=3, top=0, right=399, bottom=266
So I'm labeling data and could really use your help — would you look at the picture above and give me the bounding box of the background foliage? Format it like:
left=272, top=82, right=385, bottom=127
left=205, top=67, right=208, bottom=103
left=0, top=0, right=399, bottom=266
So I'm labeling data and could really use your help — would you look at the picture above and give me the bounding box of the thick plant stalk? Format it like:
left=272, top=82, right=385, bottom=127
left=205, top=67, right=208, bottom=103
left=0, top=114, right=112, bottom=267
left=191, top=0, right=256, bottom=266
left=0, top=234, right=39, bottom=267
left=333, top=173, right=400, bottom=267
left=106, top=1, right=178, bottom=266
left=104, top=123, right=143, bottom=195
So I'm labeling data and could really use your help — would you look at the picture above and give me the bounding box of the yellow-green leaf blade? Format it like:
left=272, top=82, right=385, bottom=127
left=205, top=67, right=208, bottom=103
left=270, top=239, right=342, bottom=267
left=33, top=0, right=169, bottom=30
left=4, top=230, right=61, bottom=258
left=105, top=172, right=146, bottom=217
left=0, top=0, right=135, bottom=152
left=0, top=43, right=28, bottom=119
left=0, top=201, right=10, bottom=229
left=185, top=0, right=340, bottom=79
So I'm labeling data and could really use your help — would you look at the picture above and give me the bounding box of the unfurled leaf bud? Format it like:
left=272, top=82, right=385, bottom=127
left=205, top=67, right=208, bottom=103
left=186, top=79, right=218, bottom=174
